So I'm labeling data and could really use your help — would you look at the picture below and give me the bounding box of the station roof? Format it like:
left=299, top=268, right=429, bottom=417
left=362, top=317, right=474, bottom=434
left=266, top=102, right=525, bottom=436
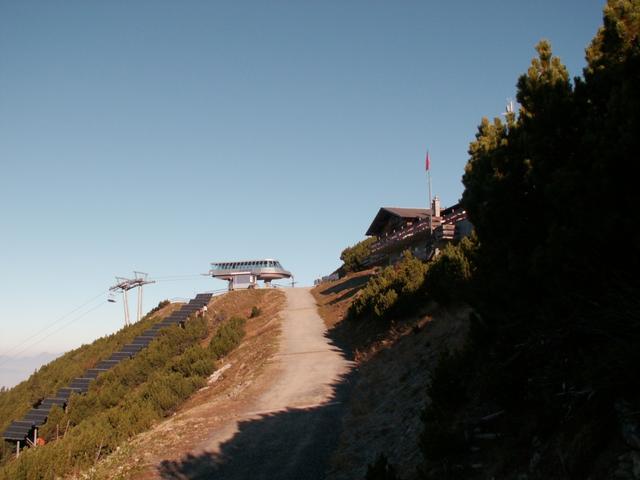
left=365, top=207, right=431, bottom=236
left=210, top=259, right=284, bottom=270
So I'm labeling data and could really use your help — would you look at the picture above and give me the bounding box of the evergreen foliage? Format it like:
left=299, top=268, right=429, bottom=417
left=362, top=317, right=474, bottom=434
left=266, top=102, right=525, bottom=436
left=349, top=251, right=428, bottom=320
left=419, top=2, right=640, bottom=476
left=349, top=238, right=477, bottom=322
left=340, top=237, right=377, bottom=273
left=460, top=0, right=640, bottom=395
left=365, top=453, right=399, bottom=480
left=0, top=300, right=172, bottom=467
left=0, top=309, right=248, bottom=480
left=425, top=235, right=477, bottom=305
left=209, top=316, right=246, bottom=360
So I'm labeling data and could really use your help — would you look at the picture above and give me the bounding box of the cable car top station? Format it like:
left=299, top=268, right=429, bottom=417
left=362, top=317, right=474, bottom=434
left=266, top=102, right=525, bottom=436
left=209, top=259, right=292, bottom=290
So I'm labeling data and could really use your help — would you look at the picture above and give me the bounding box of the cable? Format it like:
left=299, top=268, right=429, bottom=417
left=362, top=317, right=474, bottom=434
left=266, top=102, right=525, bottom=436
left=153, top=278, right=205, bottom=284
left=0, top=290, right=108, bottom=359
left=151, top=274, right=206, bottom=281
left=0, top=273, right=207, bottom=362
left=0, top=301, right=108, bottom=368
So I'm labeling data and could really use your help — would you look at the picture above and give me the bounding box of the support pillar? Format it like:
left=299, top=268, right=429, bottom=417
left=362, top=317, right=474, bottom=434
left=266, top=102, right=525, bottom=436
left=137, top=285, right=143, bottom=323
left=122, top=289, right=130, bottom=326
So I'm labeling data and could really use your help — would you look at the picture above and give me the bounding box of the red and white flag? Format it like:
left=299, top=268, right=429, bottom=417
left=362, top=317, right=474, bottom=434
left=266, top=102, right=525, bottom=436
left=425, top=151, right=431, bottom=171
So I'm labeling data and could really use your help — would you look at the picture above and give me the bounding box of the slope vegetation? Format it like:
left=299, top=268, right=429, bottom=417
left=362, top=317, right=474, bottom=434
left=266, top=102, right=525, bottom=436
left=0, top=290, right=283, bottom=480
left=81, top=288, right=285, bottom=479
left=0, top=301, right=178, bottom=461
left=312, top=271, right=471, bottom=480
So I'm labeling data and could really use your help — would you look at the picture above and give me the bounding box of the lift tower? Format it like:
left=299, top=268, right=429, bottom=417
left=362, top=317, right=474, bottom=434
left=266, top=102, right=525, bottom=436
left=109, top=274, right=155, bottom=326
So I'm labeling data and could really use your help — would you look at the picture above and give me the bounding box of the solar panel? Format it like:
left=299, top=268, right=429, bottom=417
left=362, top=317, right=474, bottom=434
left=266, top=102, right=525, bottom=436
left=33, top=404, right=53, bottom=413
left=83, top=369, right=107, bottom=379
left=3, top=292, right=214, bottom=444
left=67, top=384, right=90, bottom=393
left=95, top=361, right=119, bottom=369
left=24, top=410, right=49, bottom=422
left=2, top=422, right=33, bottom=441
left=70, top=377, right=92, bottom=385
left=109, top=352, right=132, bottom=361
left=56, top=387, right=78, bottom=400
left=134, top=335, right=155, bottom=341
left=39, top=398, right=67, bottom=409
left=10, top=421, right=34, bottom=429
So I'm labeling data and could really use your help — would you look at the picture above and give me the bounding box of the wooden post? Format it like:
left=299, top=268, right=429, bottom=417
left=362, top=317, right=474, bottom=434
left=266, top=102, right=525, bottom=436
left=94, top=438, right=103, bottom=465
left=56, top=423, right=59, bottom=441
left=16, top=441, right=19, bottom=458
left=34, top=427, right=38, bottom=446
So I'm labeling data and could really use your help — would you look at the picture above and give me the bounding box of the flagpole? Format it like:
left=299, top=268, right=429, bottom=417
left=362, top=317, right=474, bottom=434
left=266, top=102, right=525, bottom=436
left=426, top=150, right=432, bottom=232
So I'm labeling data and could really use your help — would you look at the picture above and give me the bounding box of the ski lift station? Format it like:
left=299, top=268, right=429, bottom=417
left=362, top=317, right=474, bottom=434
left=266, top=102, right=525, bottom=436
left=209, top=259, right=292, bottom=290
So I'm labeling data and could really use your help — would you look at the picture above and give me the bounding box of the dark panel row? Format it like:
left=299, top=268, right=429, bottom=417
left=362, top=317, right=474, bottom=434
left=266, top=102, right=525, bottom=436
left=1, top=293, right=213, bottom=443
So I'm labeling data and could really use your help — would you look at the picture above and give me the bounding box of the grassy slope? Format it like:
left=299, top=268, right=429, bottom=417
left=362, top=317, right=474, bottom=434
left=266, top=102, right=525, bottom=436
left=80, top=288, right=285, bottom=480
left=312, top=272, right=471, bottom=480
left=0, top=302, right=178, bottom=448
left=0, top=291, right=284, bottom=479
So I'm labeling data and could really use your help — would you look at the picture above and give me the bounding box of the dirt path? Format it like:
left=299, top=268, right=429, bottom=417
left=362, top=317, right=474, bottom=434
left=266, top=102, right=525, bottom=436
left=155, top=287, right=354, bottom=480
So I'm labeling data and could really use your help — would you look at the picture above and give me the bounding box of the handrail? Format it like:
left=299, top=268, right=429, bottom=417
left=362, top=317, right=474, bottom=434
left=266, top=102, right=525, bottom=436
left=369, top=210, right=468, bottom=253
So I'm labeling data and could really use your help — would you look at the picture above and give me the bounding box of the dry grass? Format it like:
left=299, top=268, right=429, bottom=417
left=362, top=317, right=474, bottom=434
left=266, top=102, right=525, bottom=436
left=313, top=272, right=472, bottom=480
left=81, top=289, right=285, bottom=480
left=311, top=269, right=376, bottom=329
left=326, top=305, right=471, bottom=480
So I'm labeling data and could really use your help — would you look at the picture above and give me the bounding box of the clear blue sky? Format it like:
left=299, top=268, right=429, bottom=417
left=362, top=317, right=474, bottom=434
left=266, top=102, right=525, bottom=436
left=0, top=1, right=604, bottom=367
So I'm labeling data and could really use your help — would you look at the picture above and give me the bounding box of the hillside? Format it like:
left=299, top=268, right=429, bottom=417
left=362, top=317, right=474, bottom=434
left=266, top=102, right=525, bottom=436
left=312, top=271, right=471, bottom=480
left=73, top=288, right=284, bottom=479
left=0, top=300, right=179, bottom=450
left=0, top=289, right=284, bottom=480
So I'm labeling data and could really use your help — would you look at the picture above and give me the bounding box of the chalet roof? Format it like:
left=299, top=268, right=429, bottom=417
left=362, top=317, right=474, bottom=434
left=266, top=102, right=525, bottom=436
left=365, top=207, right=431, bottom=236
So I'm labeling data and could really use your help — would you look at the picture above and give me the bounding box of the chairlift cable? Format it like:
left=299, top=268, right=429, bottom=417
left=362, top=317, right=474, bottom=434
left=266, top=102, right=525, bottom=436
left=0, top=301, right=108, bottom=368
left=0, top=289, right=108, bottom=359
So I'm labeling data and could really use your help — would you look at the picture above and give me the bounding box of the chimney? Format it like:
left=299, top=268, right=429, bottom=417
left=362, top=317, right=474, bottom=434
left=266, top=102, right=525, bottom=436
left=432, top=195, right=441, bottom=217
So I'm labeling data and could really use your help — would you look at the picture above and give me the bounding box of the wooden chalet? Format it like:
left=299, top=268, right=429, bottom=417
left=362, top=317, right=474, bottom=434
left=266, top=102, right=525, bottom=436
left=363, top=197, right=472, bottom=266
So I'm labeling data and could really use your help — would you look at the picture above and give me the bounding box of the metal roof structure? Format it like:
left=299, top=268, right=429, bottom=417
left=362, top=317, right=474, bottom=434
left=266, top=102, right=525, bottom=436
left=365, top=207, right=432, bottom=236
left=209, top=259, right=292, bottom=290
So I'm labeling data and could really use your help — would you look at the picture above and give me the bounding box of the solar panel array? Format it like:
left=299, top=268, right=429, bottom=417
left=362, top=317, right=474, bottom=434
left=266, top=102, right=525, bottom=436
left=1, top=293, right=213, bottom=444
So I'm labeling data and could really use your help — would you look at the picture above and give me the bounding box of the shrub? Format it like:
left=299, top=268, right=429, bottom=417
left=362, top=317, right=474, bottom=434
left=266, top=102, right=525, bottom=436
left=425, top=235, right=476, bottom=305
left=365, top=453, right=398, bottom=480
left=341, top=237, right=377, bottom=273
left=0, top=311, right=248, bottom=479
left=250, top=306, right=261, bottom=318
left=148, top=299, right=171, bottom=315
left=209, top=316, right=246, bottom=360
left=349, top=251, right=428, bottom=320
left=419, top=351, right=470, bottom=477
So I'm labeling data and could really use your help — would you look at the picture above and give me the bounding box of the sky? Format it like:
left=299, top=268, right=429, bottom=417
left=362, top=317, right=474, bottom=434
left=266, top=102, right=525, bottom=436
left=0, top=0, right=605, bottom=381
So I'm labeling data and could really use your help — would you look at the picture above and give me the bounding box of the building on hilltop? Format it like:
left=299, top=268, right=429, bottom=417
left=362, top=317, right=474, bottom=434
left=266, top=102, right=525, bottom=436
left=363, top=197, right=472, bottom=266
left=209, top=259, right=292, bottom=290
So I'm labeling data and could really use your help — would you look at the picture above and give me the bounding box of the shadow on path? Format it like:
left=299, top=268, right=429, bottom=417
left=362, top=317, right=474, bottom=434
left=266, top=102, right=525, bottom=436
left=157, top=371, right=354, bottom=480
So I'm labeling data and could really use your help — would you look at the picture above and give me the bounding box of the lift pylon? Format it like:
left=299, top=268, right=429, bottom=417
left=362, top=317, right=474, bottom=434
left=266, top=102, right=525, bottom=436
left=109, top=273, right=155, bottom=326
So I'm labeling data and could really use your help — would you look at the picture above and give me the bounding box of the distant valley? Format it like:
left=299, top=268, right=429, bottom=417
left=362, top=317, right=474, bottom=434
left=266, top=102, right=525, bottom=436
left=0, top=353, right=61, bottom=389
